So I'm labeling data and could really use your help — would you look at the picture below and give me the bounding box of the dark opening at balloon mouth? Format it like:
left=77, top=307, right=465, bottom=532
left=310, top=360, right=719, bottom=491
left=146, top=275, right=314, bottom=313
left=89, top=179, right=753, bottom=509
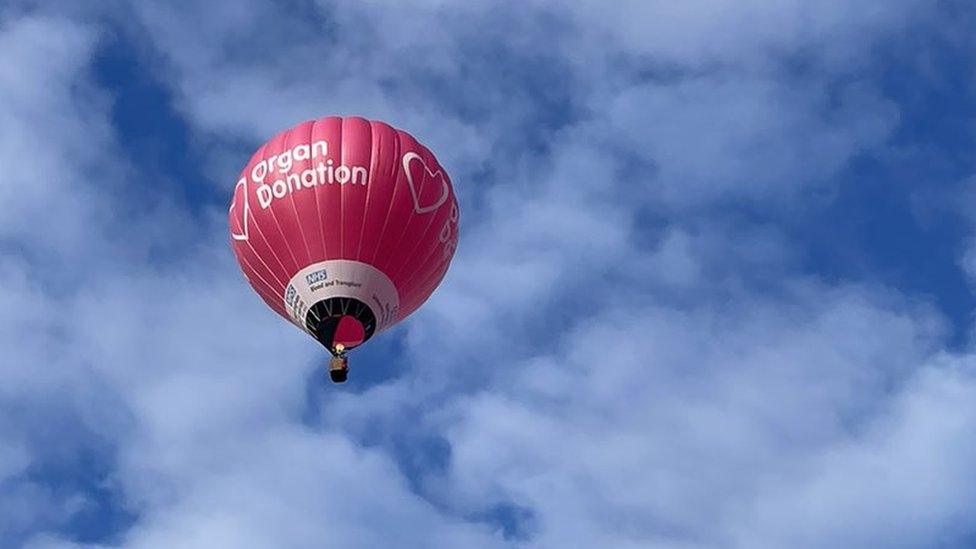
left=305, top=297, right=376, bottom=352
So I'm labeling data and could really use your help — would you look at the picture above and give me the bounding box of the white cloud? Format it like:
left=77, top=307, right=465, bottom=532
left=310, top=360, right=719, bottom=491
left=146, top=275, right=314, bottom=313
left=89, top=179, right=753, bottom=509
left=434, top=287, right=946, bottom=547
left=605, top=77, right=899, bottom=207
left=555, top=0, right=925, bottom=70
left=732, top=359, right=976, bottom=548
left=0, top=15, right=111, bottom=254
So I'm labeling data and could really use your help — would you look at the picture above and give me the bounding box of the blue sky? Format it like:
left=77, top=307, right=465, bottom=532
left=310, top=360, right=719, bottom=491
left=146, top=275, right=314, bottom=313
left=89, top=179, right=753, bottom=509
left=3, top=1, right=976, bottom=547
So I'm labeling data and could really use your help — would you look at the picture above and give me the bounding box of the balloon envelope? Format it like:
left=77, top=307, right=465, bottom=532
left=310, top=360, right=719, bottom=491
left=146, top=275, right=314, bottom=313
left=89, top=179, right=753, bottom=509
left=228, top=116, right=459, bottom=351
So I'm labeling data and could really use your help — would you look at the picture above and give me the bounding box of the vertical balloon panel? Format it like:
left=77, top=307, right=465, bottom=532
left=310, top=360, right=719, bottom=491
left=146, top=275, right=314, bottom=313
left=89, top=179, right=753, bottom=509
left=338, top=117, right=372, bottom=260
left=286, top=120, right=326, bottom=263
left=355, top=121, right=401, bottom=269
left=230, top=145, right=290, bottom=321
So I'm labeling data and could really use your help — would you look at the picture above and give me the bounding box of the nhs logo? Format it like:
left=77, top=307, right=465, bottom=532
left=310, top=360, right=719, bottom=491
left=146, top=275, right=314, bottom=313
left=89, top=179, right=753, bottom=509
left=305, top=269, right=328, bottom=286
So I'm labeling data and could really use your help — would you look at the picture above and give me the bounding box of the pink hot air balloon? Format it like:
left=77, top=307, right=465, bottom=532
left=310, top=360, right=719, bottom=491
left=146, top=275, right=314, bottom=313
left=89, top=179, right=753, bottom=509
left=228, top=116, right=459, bottom=382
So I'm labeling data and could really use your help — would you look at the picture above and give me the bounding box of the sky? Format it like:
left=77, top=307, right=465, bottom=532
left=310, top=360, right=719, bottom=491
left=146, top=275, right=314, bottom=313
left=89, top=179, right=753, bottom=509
left=3, top=0, right=976, bottom=547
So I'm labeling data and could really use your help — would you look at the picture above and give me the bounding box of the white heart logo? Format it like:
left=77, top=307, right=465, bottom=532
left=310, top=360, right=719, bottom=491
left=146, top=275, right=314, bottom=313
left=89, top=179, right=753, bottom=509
left=229, top=177, right=250, bottom=241
left=403, top=152, right=449, bottom=215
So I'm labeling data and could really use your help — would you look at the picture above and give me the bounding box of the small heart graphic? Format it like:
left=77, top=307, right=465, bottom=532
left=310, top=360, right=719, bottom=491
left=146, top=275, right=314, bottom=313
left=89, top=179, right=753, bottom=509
left=403, top=152, right=449, bottom=215
left=230, top=177, right=250, bottom=241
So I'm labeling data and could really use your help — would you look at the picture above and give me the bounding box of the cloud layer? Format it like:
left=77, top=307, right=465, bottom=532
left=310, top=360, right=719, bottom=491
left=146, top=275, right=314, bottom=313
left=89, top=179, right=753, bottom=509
left=2, top=1, right=976, bottom=548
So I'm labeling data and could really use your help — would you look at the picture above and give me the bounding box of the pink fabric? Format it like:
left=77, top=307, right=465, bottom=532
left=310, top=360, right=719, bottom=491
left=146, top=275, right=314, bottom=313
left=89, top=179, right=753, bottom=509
left=229, top=116, right=459, bottom=332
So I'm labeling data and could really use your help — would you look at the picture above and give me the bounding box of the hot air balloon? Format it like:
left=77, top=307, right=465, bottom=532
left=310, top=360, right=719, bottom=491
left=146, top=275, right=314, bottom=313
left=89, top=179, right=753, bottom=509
left=228, top=116, right=459, bottom=382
